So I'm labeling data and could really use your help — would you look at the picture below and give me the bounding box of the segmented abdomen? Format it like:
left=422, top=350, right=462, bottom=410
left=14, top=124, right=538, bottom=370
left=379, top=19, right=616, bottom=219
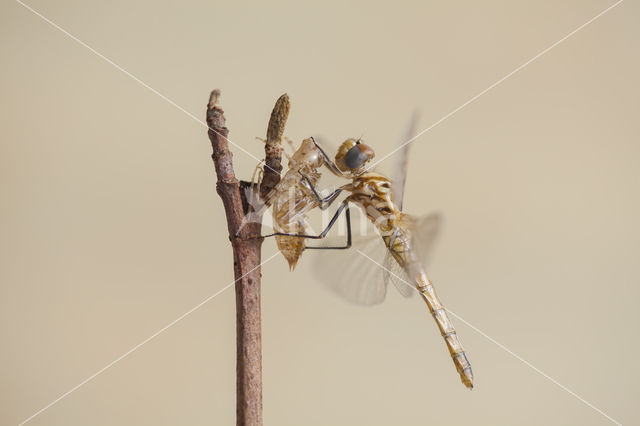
left=383, top=222, right=474, bottom=389
left=350, top=173, right=473, bottom=388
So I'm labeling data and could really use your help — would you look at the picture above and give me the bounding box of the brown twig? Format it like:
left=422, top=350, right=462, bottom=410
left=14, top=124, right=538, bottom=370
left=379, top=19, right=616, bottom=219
left=206, top=90, right=263, bottom=426
left=206, top=90, right=287, bottom=426
left=260, top=93, right=290, bottom=200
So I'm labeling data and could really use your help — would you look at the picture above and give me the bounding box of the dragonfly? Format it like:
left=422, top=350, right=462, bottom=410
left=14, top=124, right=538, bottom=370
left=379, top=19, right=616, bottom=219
left=260, top=121, right=474, bottom=389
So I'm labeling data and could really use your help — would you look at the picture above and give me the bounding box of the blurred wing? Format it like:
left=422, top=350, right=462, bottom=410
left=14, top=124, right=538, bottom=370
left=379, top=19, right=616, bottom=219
left=379, top=212, right=442, bottom=298
left=309, top=218, right=389, bottom=305
left=310, top=212, right=441, bottom=304
left=409, top=212, right=442, bottom=267
left=382, top=250, right=414, bottom=298
left=392, top=111, right=420, bottom=211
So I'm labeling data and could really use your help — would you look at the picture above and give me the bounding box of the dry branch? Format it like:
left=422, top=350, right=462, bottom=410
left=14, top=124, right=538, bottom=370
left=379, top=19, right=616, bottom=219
left=206, top=90, right=263, bottom=426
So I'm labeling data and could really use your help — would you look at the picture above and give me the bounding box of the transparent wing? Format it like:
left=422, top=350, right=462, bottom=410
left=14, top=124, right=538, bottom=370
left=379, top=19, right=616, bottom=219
left=380, top=211, right=441, bottom=298
left=382, top=250, right=414, bottom=298
left=379, top=111, right=422, bottom=298
left=408, top=212, right=442, bottom=268
left=308, top=207, right=442, bottom=304
left=392, top=111, right=420, bottom=211
left=308, top=214, right=390, bottom=305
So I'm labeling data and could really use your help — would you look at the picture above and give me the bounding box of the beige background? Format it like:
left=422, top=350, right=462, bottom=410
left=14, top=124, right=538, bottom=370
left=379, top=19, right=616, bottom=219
left=1, top=0, right=638, bottom=425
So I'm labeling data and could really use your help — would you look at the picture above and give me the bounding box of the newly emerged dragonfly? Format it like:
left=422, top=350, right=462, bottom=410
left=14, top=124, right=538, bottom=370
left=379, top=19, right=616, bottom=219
left=260, top=121, right=473, bottom=389
left=322, top=139, right=473, bottom=388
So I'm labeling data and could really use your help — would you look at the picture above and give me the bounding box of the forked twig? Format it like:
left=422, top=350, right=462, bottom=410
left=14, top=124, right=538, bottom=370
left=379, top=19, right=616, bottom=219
left=206, top=90, right=288, bottom=426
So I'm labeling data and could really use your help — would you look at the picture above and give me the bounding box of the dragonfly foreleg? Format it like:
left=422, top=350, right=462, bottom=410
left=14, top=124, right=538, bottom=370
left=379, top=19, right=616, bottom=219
left=298, top=170, right=343, bottom=210
left=309, top=136, right=344, bottom=176
left=262, top=200, right=352, bottom=250
left=305, top=200, right=351, bottom=250
left=306, top=200, right=352, bottom=250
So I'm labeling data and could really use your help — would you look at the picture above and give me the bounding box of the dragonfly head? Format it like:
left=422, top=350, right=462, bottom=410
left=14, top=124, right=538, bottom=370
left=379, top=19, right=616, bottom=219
left=335, top=138, right=375, bottom=175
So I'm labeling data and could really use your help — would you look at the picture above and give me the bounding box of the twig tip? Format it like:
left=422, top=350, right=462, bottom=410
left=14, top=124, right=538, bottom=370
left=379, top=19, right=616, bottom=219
left=208, top=89, right=221, bottom=108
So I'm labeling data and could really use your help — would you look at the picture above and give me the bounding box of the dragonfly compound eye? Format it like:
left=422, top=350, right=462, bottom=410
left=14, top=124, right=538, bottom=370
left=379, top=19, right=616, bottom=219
left=344, top=144, right=375, bottom=169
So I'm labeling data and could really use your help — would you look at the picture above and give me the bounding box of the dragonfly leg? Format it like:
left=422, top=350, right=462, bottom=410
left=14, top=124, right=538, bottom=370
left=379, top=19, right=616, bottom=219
left=298, top=170, right=343, bottom=210
left=305, top=202, right=351, bottom=250
left=310, top=136, right=344, bottom=177
left=262, top=200, right=352, bottom=250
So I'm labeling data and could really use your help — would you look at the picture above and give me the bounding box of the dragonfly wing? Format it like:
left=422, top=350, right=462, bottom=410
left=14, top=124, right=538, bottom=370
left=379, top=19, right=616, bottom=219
left=379, top=212, right=441, bottom=297
left=310, top=212, right=442, bottom=304
left=382, top=250, right=415, bottom=298
left=309, top=219, right=389, bottom=305
left=391, top=111, right=420, bottom=211
left=408, top=212, right=442, bottom=267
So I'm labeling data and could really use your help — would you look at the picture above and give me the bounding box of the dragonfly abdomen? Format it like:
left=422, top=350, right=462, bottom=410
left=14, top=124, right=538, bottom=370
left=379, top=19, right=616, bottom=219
left=349, top=171, right=474, bottom=388
left=414, top=272, right=474, bottom=389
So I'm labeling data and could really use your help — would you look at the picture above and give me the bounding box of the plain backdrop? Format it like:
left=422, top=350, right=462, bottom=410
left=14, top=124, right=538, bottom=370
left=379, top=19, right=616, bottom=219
left=1, top=1, right=638, bottom=425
